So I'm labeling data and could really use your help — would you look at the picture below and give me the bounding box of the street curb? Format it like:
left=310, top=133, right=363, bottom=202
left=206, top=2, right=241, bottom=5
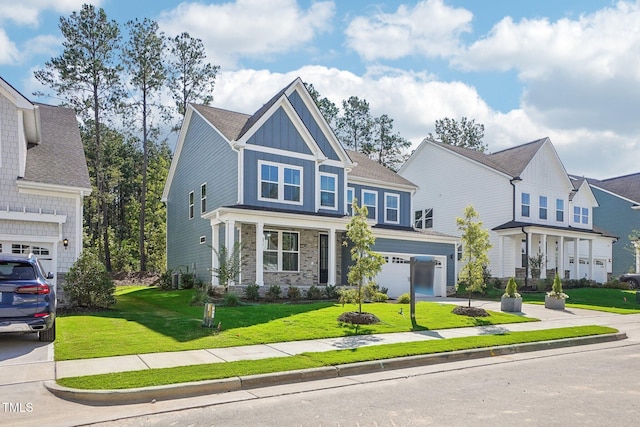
left=44, top=332, right=627, bottom=405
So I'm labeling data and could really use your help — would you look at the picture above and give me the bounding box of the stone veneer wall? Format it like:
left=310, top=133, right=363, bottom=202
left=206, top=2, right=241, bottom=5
left=240, top=223, right=342, bottom=286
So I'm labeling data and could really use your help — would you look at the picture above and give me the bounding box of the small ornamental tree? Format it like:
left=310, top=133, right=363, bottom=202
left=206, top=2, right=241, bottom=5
left=345, top=200, right=385, bottom=314
left=456, top=205, right=492, bottom=307
left=212, top=242, right=243, bottom=294
left=63, top=249, right=116, bottom=308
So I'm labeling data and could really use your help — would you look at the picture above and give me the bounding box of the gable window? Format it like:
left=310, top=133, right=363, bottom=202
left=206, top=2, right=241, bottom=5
left=188, top=191, right=194, bottom=219
left=347, top=187, right=354, bottom=216
left=414, top=208, right=433, bottom=229
left=521, top=193, right=530, bottom=218
left=424, top=208, right=433, bottom=228
left=556, top=199, right=564, bottom=222
left=320, top=173, right=337, bottom=209
left=263, top=230, right=299, bottom=272
left=574, top=206, right=589, bottom=224
left=259, top=161, right=302, bottom=204
left=539, top=196, right=547, bottom=220
left=385, top=193, right=400, bottom=224
left=414, top=209, right=423, bottom=228
left=362, top=190, right=377, bottom=220
left=201, top=183, right=207, bottom=214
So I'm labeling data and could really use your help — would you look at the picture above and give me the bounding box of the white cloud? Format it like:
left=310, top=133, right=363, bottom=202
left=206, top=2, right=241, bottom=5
left=0, top=0, right=103, bottom=26
left=0, top=28, right=19, bottom=64
left=344, top=0, right=472, bottom=61
left=158, top=0, right=334, bottom=69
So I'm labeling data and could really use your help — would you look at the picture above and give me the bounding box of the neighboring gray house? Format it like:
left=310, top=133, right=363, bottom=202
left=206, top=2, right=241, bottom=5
left=0, top=76, right=91, bottom=289
left=162, top=78, right=458, bottom=297
left=577, top=173, right=640, bottom=276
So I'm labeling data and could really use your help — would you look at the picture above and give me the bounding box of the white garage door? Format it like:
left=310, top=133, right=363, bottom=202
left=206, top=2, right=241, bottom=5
left=376, top=253, right=446, bottom=298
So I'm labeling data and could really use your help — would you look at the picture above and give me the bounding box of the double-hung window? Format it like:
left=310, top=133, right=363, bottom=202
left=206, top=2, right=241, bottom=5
left=556, top=199, right=564, bottom=222
left=539, top=196, right=547, bottom=220
left=188, top=191, right=194, bottom=219
left=362, top=190, right=377, bottom=220
left=574, top=206, right=589, bottom=224
left=347, top=187, right=354, bottom=216
left=521, top=193, right=530, bottom=218
left=263, top=230, right=299, bottom=272
left=259, top=161, right=302, bottom=204
left=385, top=193, right=400, bottom=224
left=320, top=173, right=337, bottom=209
left=201, top=183, right=207, bottom=214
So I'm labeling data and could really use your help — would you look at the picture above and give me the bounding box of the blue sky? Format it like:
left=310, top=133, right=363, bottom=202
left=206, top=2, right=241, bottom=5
left=1, top=0, right=637, bottom=179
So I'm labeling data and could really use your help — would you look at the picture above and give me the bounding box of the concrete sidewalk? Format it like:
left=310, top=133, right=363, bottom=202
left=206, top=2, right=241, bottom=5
left=54, top=298, right=630, bottom=380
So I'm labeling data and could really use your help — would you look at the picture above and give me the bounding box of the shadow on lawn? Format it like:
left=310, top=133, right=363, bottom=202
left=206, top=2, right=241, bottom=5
left=59, top=287, right=338, bottom=343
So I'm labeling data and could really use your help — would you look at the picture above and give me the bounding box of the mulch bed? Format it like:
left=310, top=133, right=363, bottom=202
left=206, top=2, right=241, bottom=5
left=337, top=311, right=381, bottom=325
left=451, top=306, right=489, bottom=317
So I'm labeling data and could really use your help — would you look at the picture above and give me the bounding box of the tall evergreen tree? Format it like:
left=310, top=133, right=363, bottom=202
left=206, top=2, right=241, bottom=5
left=372, top=114, right=411, bottom=171
left=336, top=96, right=374, bottom=154
left=304, top=82, right=339, bottom=129
left=429, top=117, right=487, bottom=152
left=121, top=18, right=166, bottom=271
left=167, top=32, right=220, bottom=130
left=34, top=4, right=123, bottom=270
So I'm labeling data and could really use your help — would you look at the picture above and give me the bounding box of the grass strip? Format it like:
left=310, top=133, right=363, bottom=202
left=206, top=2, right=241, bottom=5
left=58, top=325, right=616, bottom=390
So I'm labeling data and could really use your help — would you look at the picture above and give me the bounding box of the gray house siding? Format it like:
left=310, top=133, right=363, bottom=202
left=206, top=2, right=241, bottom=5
left=349, top=183, right=412, bottom=227
left=166, top=113, right=238, bottom=281
left=592, top=187, right=637, bottom=276
left=246, top=106, right=312, bottom=155
left=243, top=150, right=315, bottom=212
left=287, top=91, right=340, bottom=161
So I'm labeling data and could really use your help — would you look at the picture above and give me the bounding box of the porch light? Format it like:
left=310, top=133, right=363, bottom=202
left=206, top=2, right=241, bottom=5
left=63, top=238, right=69, bottom=249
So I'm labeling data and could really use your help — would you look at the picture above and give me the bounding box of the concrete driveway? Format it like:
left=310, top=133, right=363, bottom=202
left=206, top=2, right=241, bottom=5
left=0, top=333, right=54, bottom=386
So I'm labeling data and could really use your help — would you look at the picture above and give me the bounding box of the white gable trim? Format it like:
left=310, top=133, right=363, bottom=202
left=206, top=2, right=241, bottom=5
left=528, top=138, right=574, bottom=191
left=0, top=78, right=33, bottom=110
left=574, top=180, right=599, bottom=207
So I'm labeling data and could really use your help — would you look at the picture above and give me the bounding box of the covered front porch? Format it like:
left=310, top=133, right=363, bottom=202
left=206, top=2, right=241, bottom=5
left=204, top=207, right=350, bottom=288
left=493, top=223, right=614, bottom=283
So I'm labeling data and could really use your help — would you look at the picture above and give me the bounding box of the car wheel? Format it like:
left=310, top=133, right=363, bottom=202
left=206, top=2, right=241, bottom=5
left=629, top=278, right=639, bottom=289
left=38, top=321, right=56, bottom=342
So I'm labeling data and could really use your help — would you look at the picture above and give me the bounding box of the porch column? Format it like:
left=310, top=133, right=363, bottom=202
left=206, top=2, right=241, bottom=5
left=635, top=242, right=640, bottom=273
left=328, top=228, right=337, bottom=286
left=558, top=236, right=564, bottom=278
left=225, top=220, right=236, bottom=286
left=498, top=236, right=504, bottom=277
left=574, top=238, right=580, bottom=279
left=211, top=223, right=219, bottom=286
left=527, top=232, right=533, bottom=278
left=255, top=222, right=264, bottom=286
left=541, top=234, right=548, bottom=279
left=588, top=239, right=594, bottom=280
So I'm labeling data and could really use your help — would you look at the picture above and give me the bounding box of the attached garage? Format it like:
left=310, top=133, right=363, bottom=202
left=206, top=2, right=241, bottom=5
left=376, top=252, right=448, bottom=298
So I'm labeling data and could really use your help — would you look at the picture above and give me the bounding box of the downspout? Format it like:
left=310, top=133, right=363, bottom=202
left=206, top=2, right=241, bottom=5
left=522, top=226, right=529, bottom=289
left=510, top=176, right=524, bottom=285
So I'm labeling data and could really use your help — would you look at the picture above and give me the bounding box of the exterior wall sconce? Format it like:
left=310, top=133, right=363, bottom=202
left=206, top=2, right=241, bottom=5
left=63, top=238, right=69, bottom=249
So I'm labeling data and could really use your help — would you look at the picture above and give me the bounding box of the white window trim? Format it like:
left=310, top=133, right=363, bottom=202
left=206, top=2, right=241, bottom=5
left=263, top=230, right=300, bottom=272
left=346, top=187, right=355, bottom=216
left=258, top=160, right=304, bottom=205
left=556, top=199, right=565, bottom=222
left=539, top=196, right=548, bottom=220
left=201, top=183, right=207, bottom=214
left=362, top=190, right=378, bottom=221
left=188, top=191, right=194, bottom=220
left=521, top=192, right=530, bottom=218
left=384, top=192, right=400, bottom=224
left=319, top=172, right=338, bottom=210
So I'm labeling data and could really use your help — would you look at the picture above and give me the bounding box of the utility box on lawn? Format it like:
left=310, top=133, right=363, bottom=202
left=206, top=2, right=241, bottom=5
left=410, top=256, right=437, bottom=321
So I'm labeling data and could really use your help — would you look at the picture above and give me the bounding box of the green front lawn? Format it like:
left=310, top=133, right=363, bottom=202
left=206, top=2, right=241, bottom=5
left=457, top=285, right=640, bottom=314
left=58, top=325, right=617, bottom=390
left=55, top=286, right=537, bottom=361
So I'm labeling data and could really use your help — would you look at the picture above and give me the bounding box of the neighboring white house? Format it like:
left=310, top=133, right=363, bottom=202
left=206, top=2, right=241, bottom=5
left=0, top=76, right=91, bottom=289
left=399, top=137, right=616, bottom=284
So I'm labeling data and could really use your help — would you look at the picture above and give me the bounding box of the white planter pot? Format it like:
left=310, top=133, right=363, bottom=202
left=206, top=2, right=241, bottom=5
left=501, top=295, right=522, bottom=312
left=545, top=295, right=566, bottom=310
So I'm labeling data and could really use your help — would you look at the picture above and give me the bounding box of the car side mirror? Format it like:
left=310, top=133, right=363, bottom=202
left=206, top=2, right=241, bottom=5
left=47, top=272, right=55, bottom=279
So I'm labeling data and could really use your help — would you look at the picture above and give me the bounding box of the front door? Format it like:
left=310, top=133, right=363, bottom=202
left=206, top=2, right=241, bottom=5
left=319, top=234, right=328, bottom=284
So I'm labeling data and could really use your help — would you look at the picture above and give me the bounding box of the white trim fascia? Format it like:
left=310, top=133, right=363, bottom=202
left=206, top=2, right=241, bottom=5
left=237, top=146, right=244, bottom=204
left=162, top=107, right=195, bottom=202
left=590, top=183, right=640, bottom=206
left=17, top=180, right=92, bottom=197
left=0, top=78, right=33, bottom=110
left=575, top=180, right=599, bottom=207
left=348, top=175, right=417, bottom=193
left=0, top=234, right=60, bottom=244
left=204, top=207, right=350, bottom=229
left=284, top=79, right=354, bottom=167
left=494, top=224, right=614, bottom=242
left=372, top=227, right=458, bottom=244
left=0, top=210, right=67, bottom=224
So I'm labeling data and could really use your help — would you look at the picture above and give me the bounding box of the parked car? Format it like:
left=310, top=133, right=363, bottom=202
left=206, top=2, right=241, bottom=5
left=0, top=253, right=56, bottom=341
left=619, top=273, right=640, bottom=289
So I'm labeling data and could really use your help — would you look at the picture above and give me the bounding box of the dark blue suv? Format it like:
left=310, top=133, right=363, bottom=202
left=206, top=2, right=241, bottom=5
left=0, top=254, right=56, bottom=342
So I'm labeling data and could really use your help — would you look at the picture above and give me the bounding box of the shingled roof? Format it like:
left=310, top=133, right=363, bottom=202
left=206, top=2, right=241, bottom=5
left=191, top=104, right=250, bottom=141
left=347, top=150, right=417, bottom=188
left=589, top=173, right=640, bottom=203
left=22, top=104, right=91, bottom=190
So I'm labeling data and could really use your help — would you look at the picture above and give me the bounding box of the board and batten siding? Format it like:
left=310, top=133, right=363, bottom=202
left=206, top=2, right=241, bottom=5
left=287, top=90, right=340, bottom=161
left=592, top=187, right=636, bottom=276
left=166, top=112, right=238, bottom=281
left=246, top=106, right=313, bottom=155
left=348, top=183, right=412, bottom=227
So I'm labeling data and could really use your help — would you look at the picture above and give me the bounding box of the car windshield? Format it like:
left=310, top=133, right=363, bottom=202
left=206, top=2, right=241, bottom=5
left=0, top=262, right=36, bottom=280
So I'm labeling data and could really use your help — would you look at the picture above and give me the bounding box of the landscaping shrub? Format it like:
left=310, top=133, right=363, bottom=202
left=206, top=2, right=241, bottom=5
left=223, top=292, right=241, bottom=306
left=180, top=272, right=198, bottom=289
left=603, top=279, right=632, bottom=290
left=63, top=249, right=116, bottom=309
left=397, top=293, right=411, bottom=304
left=244, top=283, right=260, bottom=301
left=265, top=284, right=282, bottom=302
left=338, top=288, right=358, bottom=305
left=372, top=292, right=388, bottom=302
left=158, top=269, right=174, bottom=290
left=306, top=285, right=323, bottom=300
left=287, top=286, right=301, bottom=301
left=324, top=284, right=340, bottom=299
left=562, top=277, right=596, bottom=289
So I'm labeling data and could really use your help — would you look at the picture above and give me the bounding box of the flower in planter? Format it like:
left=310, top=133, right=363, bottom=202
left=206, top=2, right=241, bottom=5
left=503, top=277, right=521, bottom=298
left=547, top=272, right=569, bottom=299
